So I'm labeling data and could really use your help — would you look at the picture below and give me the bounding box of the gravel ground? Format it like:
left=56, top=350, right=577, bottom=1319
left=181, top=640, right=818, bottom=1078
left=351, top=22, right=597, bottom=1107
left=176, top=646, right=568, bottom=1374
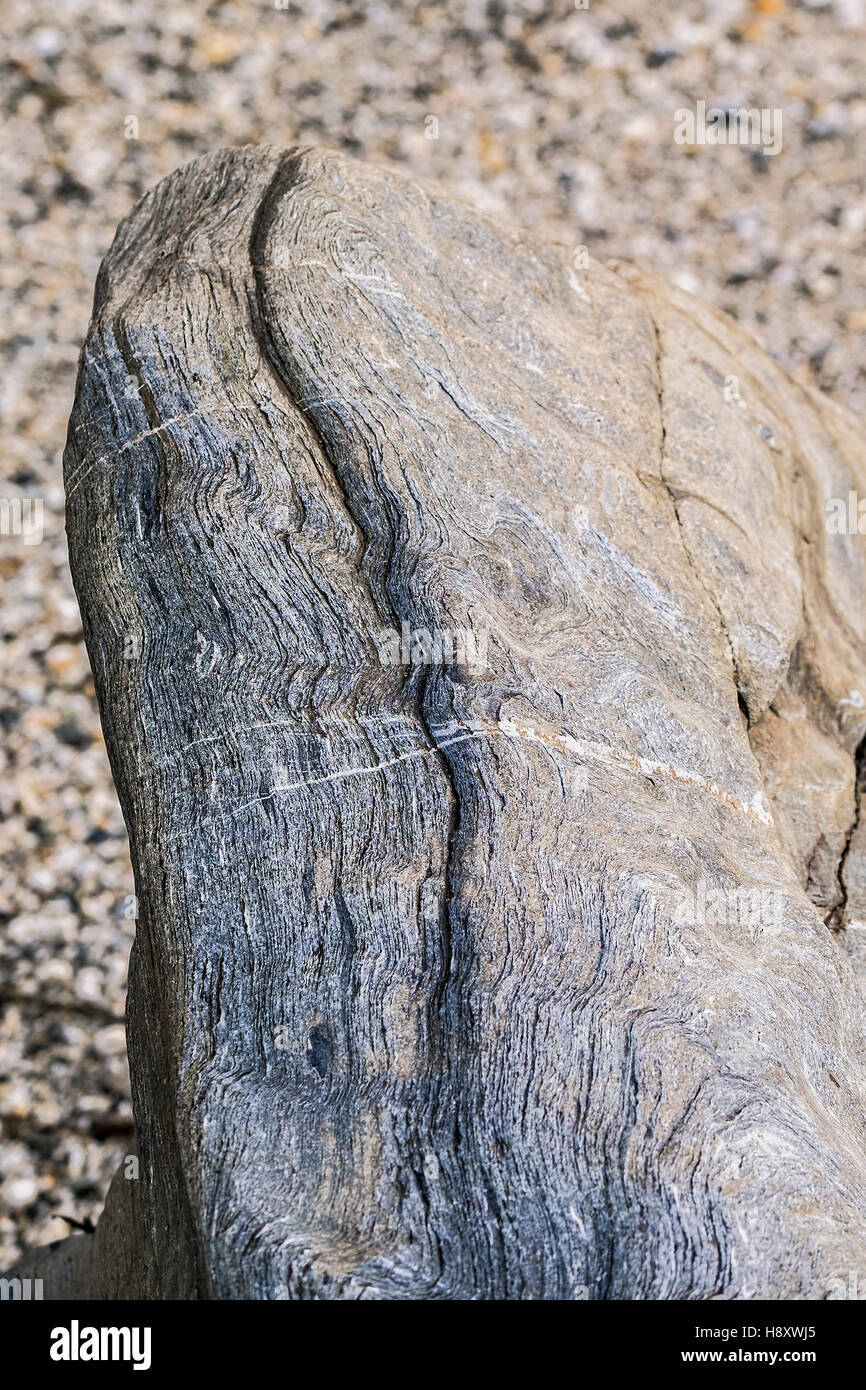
left=1, top=0, right=864, bottom=1268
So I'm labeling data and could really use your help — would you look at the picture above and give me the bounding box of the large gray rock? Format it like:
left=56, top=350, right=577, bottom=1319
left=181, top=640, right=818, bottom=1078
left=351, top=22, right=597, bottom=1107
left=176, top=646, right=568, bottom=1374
left=20, top=145, right=866, bottom=1298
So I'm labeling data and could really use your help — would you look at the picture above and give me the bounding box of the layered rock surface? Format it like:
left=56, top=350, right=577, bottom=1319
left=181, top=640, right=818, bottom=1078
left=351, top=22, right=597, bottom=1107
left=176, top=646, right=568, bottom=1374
left=19, top=146, right=866, bottom=1298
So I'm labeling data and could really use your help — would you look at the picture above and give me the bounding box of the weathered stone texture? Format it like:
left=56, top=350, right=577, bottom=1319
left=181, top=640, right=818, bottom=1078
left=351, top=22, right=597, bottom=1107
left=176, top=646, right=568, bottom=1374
left=19, top=146, right=866, bottom=1298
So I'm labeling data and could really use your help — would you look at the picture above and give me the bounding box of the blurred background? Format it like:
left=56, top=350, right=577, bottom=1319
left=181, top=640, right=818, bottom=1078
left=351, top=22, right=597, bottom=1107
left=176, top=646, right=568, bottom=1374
left=1, top=0, right=864, bottom=1266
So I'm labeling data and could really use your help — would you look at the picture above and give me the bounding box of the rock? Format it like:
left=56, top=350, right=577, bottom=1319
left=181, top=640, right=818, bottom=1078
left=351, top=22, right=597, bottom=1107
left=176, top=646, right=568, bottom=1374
left=14, top=145, right=866, bottom=1299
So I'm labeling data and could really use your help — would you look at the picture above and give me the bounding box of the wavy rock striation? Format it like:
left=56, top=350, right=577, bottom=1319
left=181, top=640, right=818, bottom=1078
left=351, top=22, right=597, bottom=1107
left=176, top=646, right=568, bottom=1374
left=16, top=146, right=866, bottom=1298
